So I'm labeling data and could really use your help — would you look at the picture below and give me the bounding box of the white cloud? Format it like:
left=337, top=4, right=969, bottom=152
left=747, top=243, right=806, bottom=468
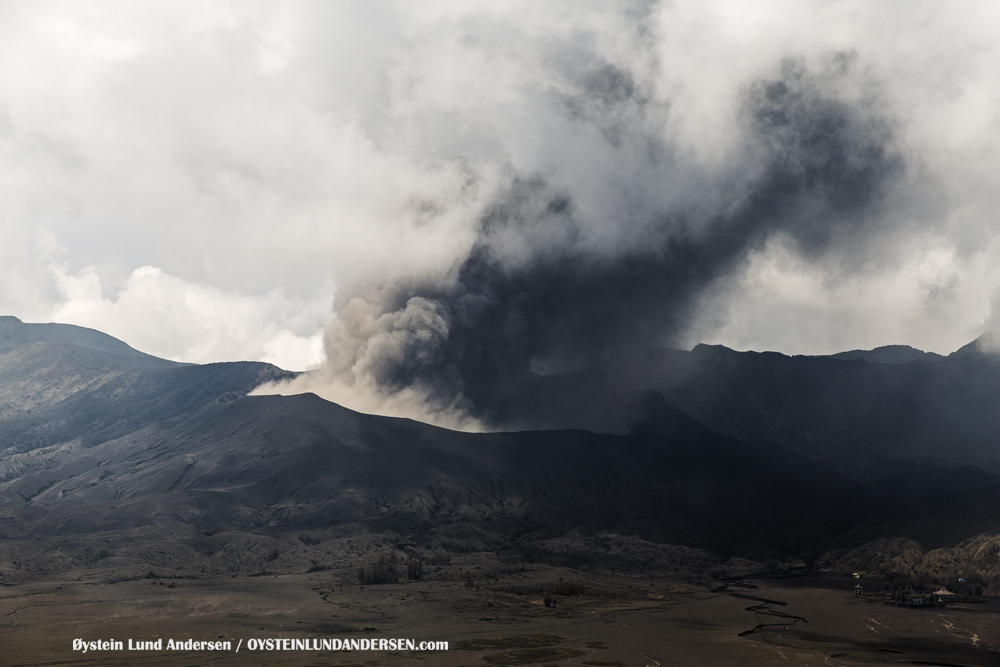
left=48, top=264, right=331, bottom=370
left=685, top=235, right=1000, bottom=355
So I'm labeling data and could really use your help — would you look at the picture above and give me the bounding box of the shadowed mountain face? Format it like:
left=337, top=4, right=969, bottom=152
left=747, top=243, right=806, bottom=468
left=0, top=316, right=295, bottom=456
left=0, top=315, right=178, bottom=364
left=829, top=344, right=945, bottom=364
left=0, top=391, right=872, bottom=557
left=0, top=317, right=877, bottom=562
left=477, top=338, right=1000, bottom=476
left=7, top=316, right=1000, bottom=595
left=650, top=342, right=1000, bottom=475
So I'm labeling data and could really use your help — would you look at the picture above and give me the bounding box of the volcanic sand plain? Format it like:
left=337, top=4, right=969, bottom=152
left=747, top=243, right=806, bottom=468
left=3, top=554, right=1000, bottom=667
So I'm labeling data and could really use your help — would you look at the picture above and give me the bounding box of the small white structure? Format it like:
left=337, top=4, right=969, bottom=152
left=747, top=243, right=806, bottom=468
left=933, top=588, right=955, bottom=604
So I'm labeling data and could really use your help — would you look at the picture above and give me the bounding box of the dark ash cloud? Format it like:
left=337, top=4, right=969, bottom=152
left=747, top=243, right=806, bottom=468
left=319, top=56, right=906, bottom=430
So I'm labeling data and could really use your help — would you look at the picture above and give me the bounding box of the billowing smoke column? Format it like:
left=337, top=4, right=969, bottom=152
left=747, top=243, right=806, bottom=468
left=322, top=57, right=903, bottom=430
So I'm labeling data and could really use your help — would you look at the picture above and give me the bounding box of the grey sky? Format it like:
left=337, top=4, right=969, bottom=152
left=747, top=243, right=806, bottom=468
left=2, top=1, right=1000, bottom=382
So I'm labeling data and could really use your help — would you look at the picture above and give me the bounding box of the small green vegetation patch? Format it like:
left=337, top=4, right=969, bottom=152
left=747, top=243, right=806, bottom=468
left=584, top=641, right=609, bottom=649
left=482, top=647, right=586, bottom=664
left=454, top=634, right=563, bottom=651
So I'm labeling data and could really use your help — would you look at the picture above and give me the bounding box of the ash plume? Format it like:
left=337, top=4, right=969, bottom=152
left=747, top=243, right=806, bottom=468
left=290, top=57, right=906, bottom=431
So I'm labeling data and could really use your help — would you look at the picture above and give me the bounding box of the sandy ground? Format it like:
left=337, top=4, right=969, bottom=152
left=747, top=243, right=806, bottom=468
left=3, top=564, right=1000, bottom=667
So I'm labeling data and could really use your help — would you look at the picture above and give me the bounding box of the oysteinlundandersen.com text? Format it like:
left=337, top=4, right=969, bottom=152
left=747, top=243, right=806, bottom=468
left=73, top=637, right=449, bottom=653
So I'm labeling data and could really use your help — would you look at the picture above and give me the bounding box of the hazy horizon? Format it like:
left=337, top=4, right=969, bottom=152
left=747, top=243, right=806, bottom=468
left=3, top=311, right=974, bottom=363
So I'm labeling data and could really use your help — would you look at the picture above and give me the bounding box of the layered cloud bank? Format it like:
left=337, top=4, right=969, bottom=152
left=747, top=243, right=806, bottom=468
left=2, top=2, right=1000, bottom=418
